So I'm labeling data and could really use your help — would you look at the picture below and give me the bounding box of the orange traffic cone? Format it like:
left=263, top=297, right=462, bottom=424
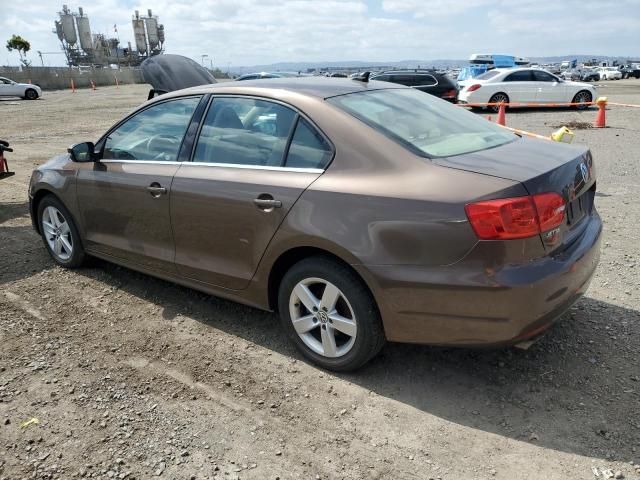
left=70, top=79, right=76, bottom=93
left=497, top=102, right=506, bottom=126
left=594, top=97, right=607, bottom=128
left=90, top=80, right=97, bottom=91
left=487, top=115, right=492, bottom=122
left=114, top=76, right=119, bottom=88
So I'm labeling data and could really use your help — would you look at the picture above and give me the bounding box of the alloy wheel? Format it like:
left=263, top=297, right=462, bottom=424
left=42, top=206, right=73, bottom=261
left=289, top=277, right=357, bottom=358
left=574, top=91, right=592, bottom=109
left=489, top=93, right=508, bottom=112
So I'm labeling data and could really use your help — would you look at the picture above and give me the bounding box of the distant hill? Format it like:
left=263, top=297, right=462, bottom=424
left=233, top=55, right=636, bottom=74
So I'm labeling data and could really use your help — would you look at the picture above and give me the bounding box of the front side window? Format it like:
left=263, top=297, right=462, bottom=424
left=327, top=88, right=515, bottom=158
left=103, top=97, right=200, bottom=161
left=285, top=119, right=332, bottom=169
left=193, top=97, right=296, bottom=166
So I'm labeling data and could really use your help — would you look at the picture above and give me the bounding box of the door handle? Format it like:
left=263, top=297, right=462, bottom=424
left=253, top=197, right=282, bottom=209
left=147, top=183, right=167, bottom=197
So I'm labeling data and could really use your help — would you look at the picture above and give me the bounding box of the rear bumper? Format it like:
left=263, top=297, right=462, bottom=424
left=356, top=211, right=602, bottom=346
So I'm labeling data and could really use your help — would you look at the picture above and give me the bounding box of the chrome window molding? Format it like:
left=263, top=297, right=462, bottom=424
left=98, top=159, right=323, bottom=173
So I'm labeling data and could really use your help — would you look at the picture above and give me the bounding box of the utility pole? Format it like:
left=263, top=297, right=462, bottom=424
left=201, top=54, right=208, bottom=67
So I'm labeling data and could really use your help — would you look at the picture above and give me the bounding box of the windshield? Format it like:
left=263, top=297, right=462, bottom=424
left=327, top=88, right=516, bottom=158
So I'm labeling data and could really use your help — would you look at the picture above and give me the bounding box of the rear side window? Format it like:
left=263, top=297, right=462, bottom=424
left=285, top=119, right=332, bottom=169
left=504, top=71, right=533, bottom=82
left=532, top=70, right=557, bottom=82
left=193, top=97, right=296, bottom=167
left=415, top=74, right=437, bottom=86
left=390, top=75, right=415, bottom=86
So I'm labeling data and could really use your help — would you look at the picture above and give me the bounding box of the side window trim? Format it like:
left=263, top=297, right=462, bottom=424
left=95, top=94, right=204, bottom=161
left=187, top=94, right=335, bottom=171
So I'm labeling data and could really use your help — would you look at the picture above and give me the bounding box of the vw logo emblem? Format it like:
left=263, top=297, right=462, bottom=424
left=317, top=310, right=329, bottom=323
left=579, top=162, right=589, bottom=183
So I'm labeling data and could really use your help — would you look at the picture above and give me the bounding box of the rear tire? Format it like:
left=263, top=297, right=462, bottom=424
left=488, top=92, right=509, bottom=113
left=572, top=90, right=592, bottom=110
left=277, top=256, right=385, bottom=371
left=24, top=88, right=38, bottom=100
left=37, top=195, right=86, bottom=268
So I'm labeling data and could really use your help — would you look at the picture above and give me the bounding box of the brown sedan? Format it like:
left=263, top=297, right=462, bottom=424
left=28, top=77, right=601, bottom=371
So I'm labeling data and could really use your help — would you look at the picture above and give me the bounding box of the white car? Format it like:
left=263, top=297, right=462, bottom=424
left=0, top=77, right=42, bottom=100
left=458, top=68, right=596, bottom=111
left=596, top=67, right=622, bottom=81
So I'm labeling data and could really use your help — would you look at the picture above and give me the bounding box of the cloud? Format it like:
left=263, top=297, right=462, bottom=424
left=1, top=0, right=638, bottom=68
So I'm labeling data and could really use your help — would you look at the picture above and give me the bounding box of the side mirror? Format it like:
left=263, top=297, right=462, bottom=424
left=68, top=142, right=97, bottom=162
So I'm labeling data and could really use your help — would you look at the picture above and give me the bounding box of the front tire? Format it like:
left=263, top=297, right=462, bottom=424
left=24, top=88, right=38, bottom=100
left=37, top=195, right=86, bottom=268
left=488, top=92, right=509, bottom=113
left=277, top=257, right=385, bottom=371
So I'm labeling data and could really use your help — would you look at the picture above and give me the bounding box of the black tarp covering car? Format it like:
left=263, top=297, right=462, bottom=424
left=141, top=54, right=217, bottom=99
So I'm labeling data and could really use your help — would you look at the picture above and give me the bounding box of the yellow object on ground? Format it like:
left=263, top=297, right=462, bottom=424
left=551, top=126, right=575, bottom=143
left=20, top=417, right=40, bottom=429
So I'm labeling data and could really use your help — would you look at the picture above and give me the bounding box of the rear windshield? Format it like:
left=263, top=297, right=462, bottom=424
left=327, top=88, right=515, bottom=158
left=475, top=70, right=500, bottom=80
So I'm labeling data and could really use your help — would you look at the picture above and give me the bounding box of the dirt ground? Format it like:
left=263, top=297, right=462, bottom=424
left=1, top=80, right=639, bottom=480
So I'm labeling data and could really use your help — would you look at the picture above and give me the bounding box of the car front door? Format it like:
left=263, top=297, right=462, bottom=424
left=0, top=77, right=18, bottom=97
left=75, top=95, right=203, bottom=272
left=532, top=70, right=567, bottom=103
left=170, top=96, right=332, bottom=290
left=502, top=70, right=537, bottom=103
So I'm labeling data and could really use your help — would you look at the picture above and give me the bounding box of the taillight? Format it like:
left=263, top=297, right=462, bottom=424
left=465, top=193, right=565, bottom=240
left=466, top=84, right=482, bottom=92
left=532, top=192, right=565, bottom=232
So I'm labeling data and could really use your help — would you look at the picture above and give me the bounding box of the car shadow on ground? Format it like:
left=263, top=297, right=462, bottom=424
left=67, top=258, right=640, bottom=463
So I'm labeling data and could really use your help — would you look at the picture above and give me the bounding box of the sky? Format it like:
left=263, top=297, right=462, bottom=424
left=2, top=0, right=639, bottom=68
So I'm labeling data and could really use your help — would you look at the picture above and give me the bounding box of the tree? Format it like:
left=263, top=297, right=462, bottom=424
left=6, top=34, right=32, bottom=67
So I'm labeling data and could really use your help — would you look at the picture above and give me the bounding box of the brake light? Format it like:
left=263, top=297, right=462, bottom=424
left=532, top=192, right=565, bottom=232
left=466, top=84, right=482, bottom=92
left=465, top=193, right=565, bottom=240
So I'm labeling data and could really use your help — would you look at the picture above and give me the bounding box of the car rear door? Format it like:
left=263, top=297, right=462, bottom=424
left=75, top=95, right=204, bottom=272
left=532, top=70, right=567, bottom=103
left=502, top=70, right=537, bottom=103
left=170, top=96, right=332, bottom=290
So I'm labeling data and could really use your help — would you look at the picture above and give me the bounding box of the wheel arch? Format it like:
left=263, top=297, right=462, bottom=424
left=266, top=246, right=379, bottom=316
left=30, top=189, right=76, bottom=235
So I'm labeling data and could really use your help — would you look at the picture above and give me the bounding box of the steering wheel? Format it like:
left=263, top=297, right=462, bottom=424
left=145, top=134, right=181, bottom=160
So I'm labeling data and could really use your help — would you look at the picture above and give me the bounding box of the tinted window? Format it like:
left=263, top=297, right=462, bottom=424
left=390, top=75, right=416, bottom=86
left=372, top=74, right=391, bottom=82
left=193, top=97, right=296, bottom=167
left=286, top=119, right=332, bottom=169
left=532, top=70, right=557, bottom=82
left=103, top=97, right=200, bottom=161
left=328, top=89, right=515, bottom=158
left=415, top=74, right=437, bottom=86
left=504, top=71, right=533, bottom=82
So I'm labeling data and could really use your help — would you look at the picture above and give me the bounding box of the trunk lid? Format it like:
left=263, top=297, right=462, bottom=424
left=435, top=136, right=596, bottom=251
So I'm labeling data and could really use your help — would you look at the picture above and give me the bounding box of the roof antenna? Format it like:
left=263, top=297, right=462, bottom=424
left=352, top=71, right=371, bottom=82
